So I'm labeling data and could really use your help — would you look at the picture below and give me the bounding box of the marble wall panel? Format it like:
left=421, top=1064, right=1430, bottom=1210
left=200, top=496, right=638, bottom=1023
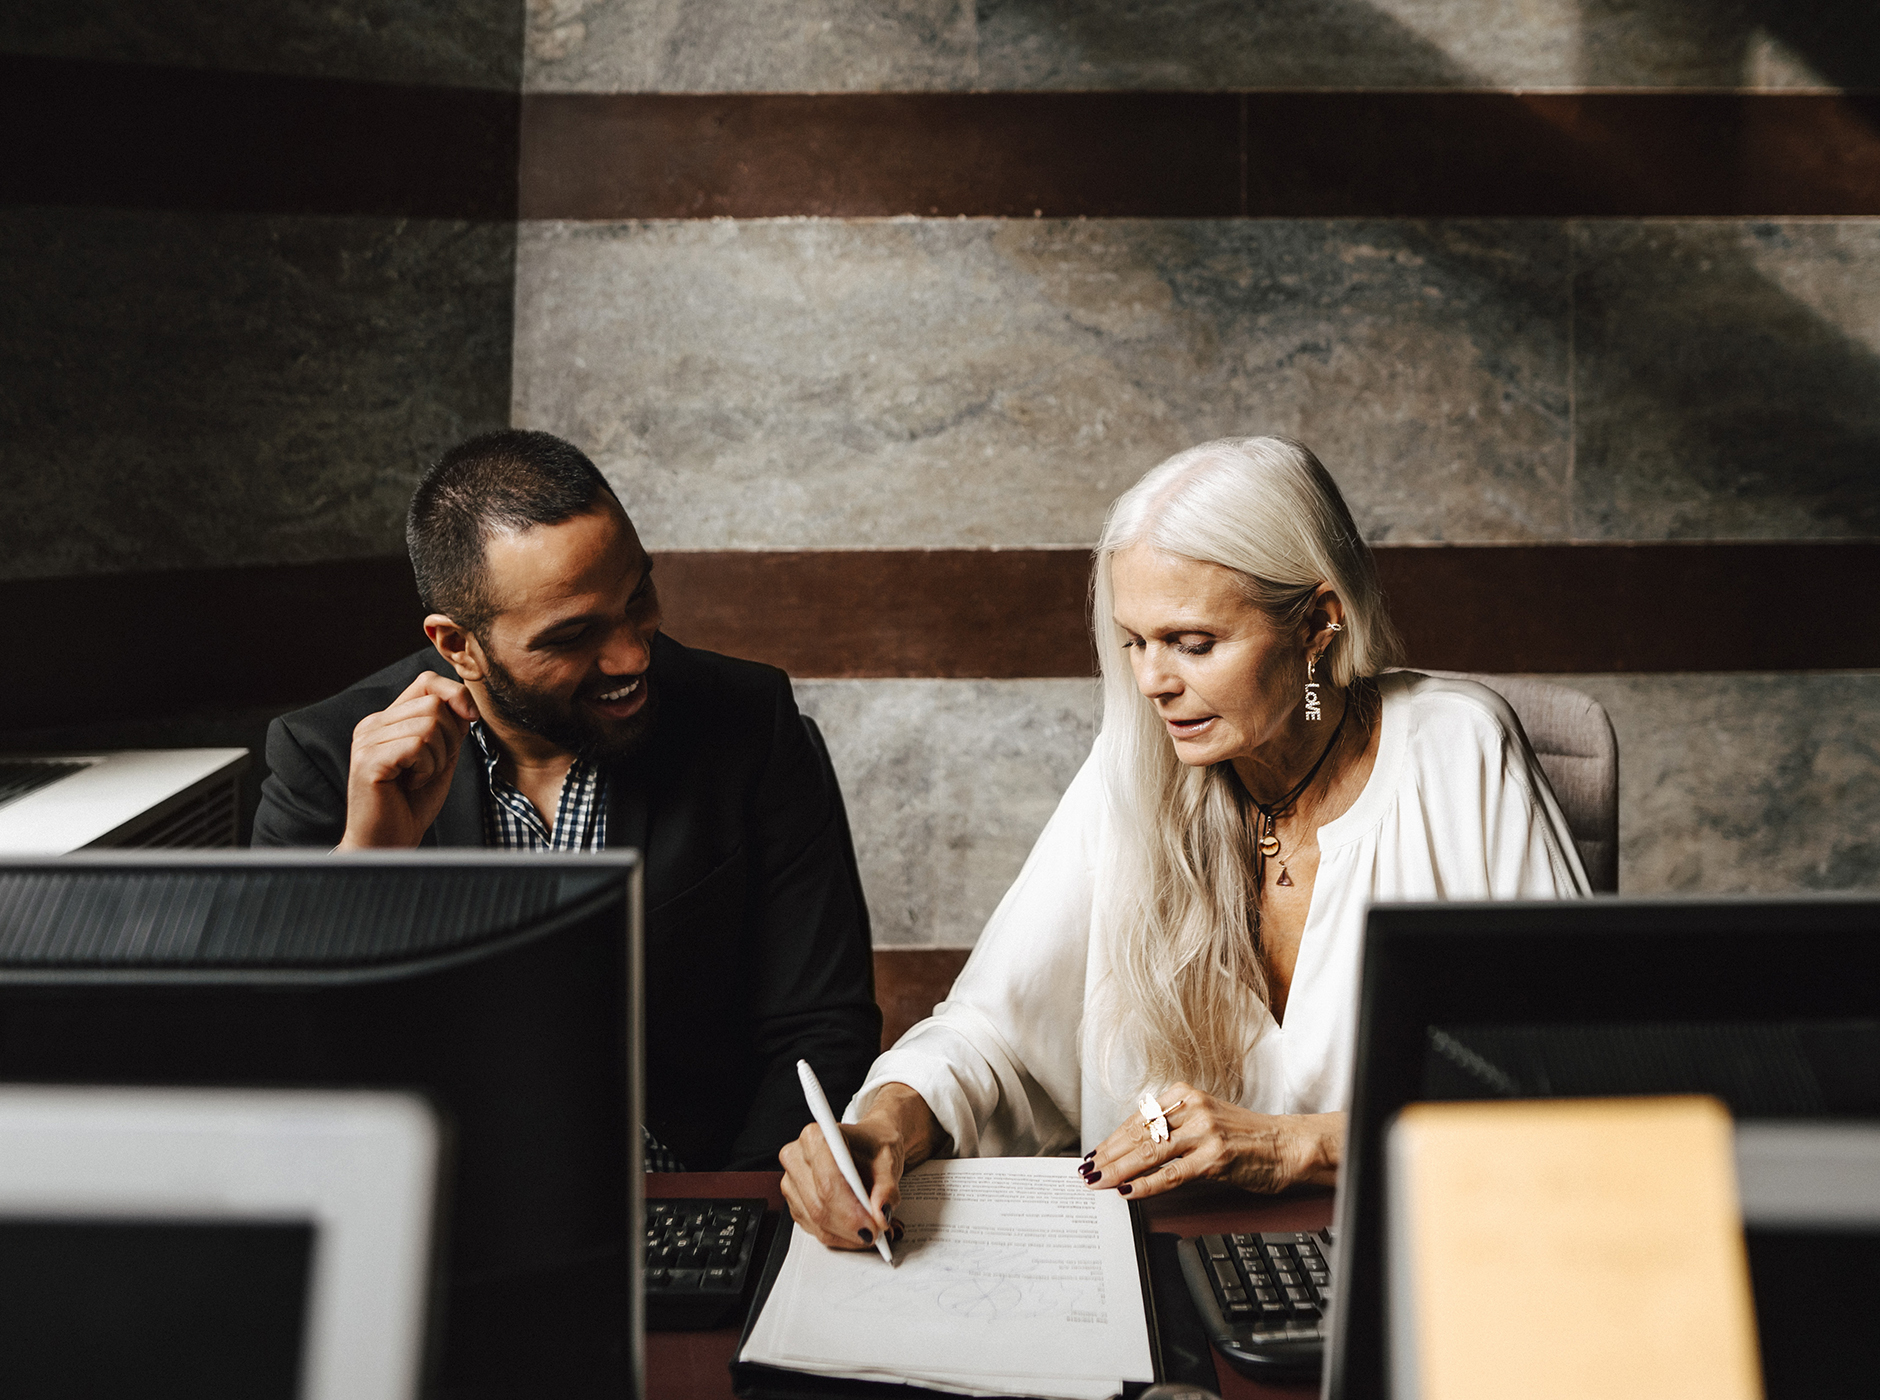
left=794, top=678, right=1098, bottom=946
left=0, top=208, right=515, bottom=581
left=514, top=218, right=1571, bottom=550
left=1572, top=221, right=1880, bottom=542
left=799, top=671, right=1876, bottom=946
left=1557, top=671, right=1880, bottom=896
left=521, top=0, right=1873, bottom=91
left=523, top=0, right=972, bottom=92
left=2, top=0, right=525, bottom=87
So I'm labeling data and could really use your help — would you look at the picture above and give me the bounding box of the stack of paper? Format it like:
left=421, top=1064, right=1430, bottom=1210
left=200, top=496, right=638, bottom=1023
left=1388, top=1095, right=1763, bottom=1400
left=739, top=1157, right=1155, bottom=1399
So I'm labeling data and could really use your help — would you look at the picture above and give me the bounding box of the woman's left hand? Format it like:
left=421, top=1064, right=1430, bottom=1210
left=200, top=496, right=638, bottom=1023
left=1079, top=1083, right=1342, bottom=1200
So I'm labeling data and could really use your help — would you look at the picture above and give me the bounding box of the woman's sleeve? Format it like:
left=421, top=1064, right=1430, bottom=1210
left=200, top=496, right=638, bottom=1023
left=843, top=750, right=1106, bottom=1158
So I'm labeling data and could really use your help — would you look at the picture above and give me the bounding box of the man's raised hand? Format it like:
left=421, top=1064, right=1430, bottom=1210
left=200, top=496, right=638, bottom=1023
left=337, top=673, right=480, bottom=849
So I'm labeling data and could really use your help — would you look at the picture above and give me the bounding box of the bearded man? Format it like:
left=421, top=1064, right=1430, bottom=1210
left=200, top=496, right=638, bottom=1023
left=252, top=430, right=879, bottom=1172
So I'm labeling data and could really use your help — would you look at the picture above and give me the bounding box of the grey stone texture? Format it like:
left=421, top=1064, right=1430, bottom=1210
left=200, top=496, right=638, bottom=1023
left=795, top=678, right=1099, bottom=946
left=797, top=671, right=1879, bottom=946
left=523, top=0, right=973, bottom=92
left=0, top=209, right=515, bottom=581
left=523, top=0, right=1873, bottom=91
left=1571, top=221, right=1880, bottom=541
left=518, top=216, right=1880, bottom=551
left=514, top=217, right=1574, bottom=550
left=1557, top=671, right=1880, bottom=896
left=2, top=0, right=525, bottom=88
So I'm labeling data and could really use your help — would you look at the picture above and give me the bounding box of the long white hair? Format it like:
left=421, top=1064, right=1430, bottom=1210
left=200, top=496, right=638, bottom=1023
left=1091, top=436, right=1403, bottom=1101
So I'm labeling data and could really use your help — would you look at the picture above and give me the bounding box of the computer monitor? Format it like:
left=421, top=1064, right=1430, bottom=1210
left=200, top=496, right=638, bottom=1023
left=0, top=850, right=645, bottom=1400
left=1328, top=896, right=1880, bottom=1400
left=0, top=1085, right=440, bottom=1400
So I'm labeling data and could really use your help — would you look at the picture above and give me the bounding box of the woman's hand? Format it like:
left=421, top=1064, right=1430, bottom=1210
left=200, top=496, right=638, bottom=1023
left=779, top=1083, right=944, bottom=1250
left=1079, top=1083, right=1342, bottom=1200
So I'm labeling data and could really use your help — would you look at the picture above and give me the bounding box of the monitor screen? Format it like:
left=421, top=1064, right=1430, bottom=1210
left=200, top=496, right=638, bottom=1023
left=0, top=851, right=644, bottom=1400
left=0, top=1218, right=312, bottom=1400
left=1331, top=896, right=1880, bottom=1400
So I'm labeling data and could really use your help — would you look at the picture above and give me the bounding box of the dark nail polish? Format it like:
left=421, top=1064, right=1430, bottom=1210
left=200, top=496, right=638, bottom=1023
left=891, top=1223, right=904, bottom=1242
left=1077, top=1162, right=1093, bottom=1177
left=1083, top=1149, right=1096, bottom=1161
left=1118, top=1183, right=1133, bottom=1196
left=858, top=1228, right=873, bottom=1244
left=1085, top=1170, right=1101, bottom=1185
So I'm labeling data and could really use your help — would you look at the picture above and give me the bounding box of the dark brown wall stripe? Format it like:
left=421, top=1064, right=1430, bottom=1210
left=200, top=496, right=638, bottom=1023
left=519, top=92, right=1880, bottom=220
left=657, top=543, right=1880, bottom=678
left=13, top=65, right=1871, bottom=221
left=4, top=542, right=1871, bottom=732
left=2, top=55, right=518, bottom=219
left=874, top=948, right=971, bottom=1049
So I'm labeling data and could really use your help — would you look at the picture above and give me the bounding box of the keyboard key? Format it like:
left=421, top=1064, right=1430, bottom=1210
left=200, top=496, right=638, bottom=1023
left=1203, top=1236, right=1230, bottom=1261
left=1285, top=1286, right=1311, bottom=1303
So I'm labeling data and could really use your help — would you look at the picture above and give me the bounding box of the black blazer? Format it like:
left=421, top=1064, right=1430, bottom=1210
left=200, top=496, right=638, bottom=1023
left=252, top=633, right=881, bottom=1170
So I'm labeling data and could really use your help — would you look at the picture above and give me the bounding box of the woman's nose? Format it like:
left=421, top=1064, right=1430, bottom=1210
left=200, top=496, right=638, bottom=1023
left=1132, top=647, right=1180, bottom=698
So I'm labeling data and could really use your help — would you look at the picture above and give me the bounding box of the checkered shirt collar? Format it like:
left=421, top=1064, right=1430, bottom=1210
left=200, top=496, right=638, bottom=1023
left=470, top=720, right=610, bottom=852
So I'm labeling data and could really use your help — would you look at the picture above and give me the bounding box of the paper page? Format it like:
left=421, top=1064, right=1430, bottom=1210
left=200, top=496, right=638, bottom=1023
left=742, top=1157, right=1153, bottom=1400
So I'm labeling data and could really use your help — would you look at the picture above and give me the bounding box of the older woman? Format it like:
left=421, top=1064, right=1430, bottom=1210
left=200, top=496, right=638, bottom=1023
left=781, top=436, right=1588, bottom=1250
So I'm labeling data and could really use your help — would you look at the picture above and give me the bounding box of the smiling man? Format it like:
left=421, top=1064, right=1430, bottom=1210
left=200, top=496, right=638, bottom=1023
left=252, top=430, right=880, bottom=1171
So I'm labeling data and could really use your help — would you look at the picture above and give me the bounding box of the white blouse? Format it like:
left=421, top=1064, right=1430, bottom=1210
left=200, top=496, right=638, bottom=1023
left=847, top=672, right=1591, bottom=1157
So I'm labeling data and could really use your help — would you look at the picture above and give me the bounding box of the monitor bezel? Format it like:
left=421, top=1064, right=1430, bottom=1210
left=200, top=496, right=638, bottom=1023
left=0, top=1084, right=440, bottom=1400
left=1328, top=894, right=1880, bottom=1400
left=0, top=849, right=646, bottom=1399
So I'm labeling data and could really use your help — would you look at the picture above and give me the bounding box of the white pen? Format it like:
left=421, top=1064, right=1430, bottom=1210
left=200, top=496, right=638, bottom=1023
left=797, top=1058, right=894, bottom=1264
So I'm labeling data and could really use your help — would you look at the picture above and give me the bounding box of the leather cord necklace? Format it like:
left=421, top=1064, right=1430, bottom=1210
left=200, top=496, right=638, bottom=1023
left=1251, top=690, right=1351, bottom=894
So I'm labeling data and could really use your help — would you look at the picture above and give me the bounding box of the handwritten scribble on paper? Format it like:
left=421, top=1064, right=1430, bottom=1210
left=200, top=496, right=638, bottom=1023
left=830, top=1236, right=1109, bottom=1325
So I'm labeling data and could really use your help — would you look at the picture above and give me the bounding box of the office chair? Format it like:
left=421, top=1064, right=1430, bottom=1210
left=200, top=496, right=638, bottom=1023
left=1416, top=670, right=1620, bottom=894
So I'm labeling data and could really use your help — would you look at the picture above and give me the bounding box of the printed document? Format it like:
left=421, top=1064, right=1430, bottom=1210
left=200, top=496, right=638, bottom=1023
left=739, top=1156, right=1154, bottom=1399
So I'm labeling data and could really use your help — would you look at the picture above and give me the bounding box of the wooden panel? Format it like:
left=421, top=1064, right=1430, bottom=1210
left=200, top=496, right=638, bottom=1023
left=520, top=92, right=1240, bottom=220
left=520, top=91, right=1880, bottom=219
left=4, top=55, right=518, bottom=218
left=873, top=948, right=971, bottom=1052
left=4, top=543, right=1872, bottom=732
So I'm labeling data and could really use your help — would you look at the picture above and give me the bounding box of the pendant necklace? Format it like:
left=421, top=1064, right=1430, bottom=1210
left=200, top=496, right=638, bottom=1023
left=1252, top=693, right=1351, bottom=893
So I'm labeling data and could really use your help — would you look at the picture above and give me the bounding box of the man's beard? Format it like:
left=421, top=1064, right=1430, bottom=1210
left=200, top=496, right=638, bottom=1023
left=480, top=652, right=658, bottom=765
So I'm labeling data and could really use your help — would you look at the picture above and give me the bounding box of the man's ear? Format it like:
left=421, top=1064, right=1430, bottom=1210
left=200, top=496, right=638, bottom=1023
left=424, top=614, right=487, bottom=683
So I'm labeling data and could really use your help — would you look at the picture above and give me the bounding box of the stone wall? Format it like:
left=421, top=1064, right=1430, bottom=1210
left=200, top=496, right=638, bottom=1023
left=514, top=1, right=1880, bottom=942
left=3, top=1, right=1873, bottom=928
left=1, top=0, right=523, bottom=584
left=0, top=2, right=522, bottom=830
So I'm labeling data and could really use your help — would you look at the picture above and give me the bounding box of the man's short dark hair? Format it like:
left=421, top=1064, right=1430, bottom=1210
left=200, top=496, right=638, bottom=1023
left=407, top=430, right=621, bottom=637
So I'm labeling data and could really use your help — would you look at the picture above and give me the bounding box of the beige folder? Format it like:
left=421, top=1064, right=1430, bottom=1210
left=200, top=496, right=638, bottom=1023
left=1387, top=1096, right=1763, bottom=1400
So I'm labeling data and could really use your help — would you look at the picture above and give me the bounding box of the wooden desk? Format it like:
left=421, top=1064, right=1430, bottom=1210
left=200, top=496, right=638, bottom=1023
left=648, top=1172, right=1330, bottom=1400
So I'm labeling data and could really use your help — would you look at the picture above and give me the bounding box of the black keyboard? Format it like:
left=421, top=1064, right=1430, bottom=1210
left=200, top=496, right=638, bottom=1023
left=644, top=1198, right=769, bottom=1331
left=1176, top=1227, right=1336, bottom=1380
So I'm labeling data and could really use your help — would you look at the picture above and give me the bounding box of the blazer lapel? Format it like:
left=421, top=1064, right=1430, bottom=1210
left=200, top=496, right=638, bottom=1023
left=608, top=758, right=651, bottom=866
left=427, top=739, right=485, bottom=848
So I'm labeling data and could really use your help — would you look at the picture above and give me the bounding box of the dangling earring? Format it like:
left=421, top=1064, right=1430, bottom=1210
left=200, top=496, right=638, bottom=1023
left=1304, top=653, right=1322, bottom=721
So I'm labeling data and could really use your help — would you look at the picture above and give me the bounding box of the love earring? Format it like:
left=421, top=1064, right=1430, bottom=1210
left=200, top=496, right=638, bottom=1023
left=1304, top=654, right=1322, bottom=720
